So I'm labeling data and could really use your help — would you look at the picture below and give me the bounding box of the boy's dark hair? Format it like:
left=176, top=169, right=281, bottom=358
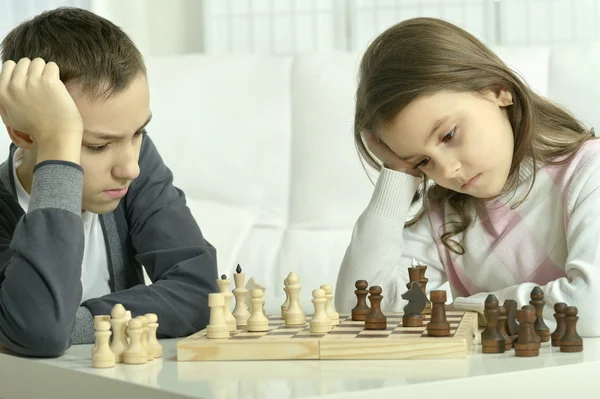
left=1, top=7, right=146, bottom=100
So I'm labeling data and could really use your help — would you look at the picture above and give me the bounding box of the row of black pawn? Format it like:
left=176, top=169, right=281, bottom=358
left=482, top=287, right=582, bottom=356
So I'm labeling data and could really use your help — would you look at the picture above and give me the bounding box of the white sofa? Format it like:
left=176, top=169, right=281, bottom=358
left=1, top=43, right=598, bottom=314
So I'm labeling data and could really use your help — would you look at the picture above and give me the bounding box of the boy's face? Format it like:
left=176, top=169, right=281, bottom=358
left=381, top=90, right=515, bottom=199
left=71, top=74, right=151, bottom=214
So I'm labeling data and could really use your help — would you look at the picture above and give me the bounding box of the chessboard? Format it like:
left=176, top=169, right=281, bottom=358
left=176, top=310, right=478, bottom=361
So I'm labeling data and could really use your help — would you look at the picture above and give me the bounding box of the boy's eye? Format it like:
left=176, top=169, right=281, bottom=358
left=134, top=128, right=147, bottom=138
left=86, top=144, right=107, bottom=153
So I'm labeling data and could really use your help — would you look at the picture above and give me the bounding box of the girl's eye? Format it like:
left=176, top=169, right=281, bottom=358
left=442, top=127, right=456, bottom=143
left=413, top=157, right=430, bottom=170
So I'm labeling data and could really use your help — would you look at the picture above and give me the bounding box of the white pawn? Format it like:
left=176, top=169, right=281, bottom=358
left=145, top=313, right=163, bottom=358
left=247, top=289, right=269, bottom=332
left=284, top=272, right=306, bottom=325
left=281, top=277, right=290, bottom=316
left=92, top=320, right=116, bottom=368
left=110, top=304, right=128, bottom=363
left=123, top=318, right=147, bottom=364
left=310, top=289, right=331, bottom=333
left=321, top=284, right=340, bottom=326
left=92, top=315, right=110, bottom=354
left=216, top=275, right=237, bottom=332
left=138, top=316, right=154, bottom=361
left=207, top=293, right=230, bottom=339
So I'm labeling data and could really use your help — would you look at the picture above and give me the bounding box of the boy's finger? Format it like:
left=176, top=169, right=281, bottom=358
left=0, top=60, right=16, bottom=89
left=10, top=58, right=32, bottom=86
left=28, top=58, right=46, bottom=79
left=41, top=61, right=60, bottom=80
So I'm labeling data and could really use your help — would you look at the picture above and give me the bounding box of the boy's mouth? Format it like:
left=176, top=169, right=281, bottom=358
left=103, top=187, right=128, bottom=199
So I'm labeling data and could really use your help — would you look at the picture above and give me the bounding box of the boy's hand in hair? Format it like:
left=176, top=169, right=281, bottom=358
left=0, top=57, right=83, bottom=164
left=363, top=131, right=421, bottom=177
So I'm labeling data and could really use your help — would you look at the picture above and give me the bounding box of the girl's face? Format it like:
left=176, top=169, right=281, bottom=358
left=381, top=90, right=515, bottom=199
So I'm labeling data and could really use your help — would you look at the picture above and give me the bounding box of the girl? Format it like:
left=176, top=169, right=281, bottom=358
left=335, top=17, right=600, bottom=335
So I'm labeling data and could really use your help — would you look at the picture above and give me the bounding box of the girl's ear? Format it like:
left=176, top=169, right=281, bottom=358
left=5, top=126, right=36, bottom=150
left=496, top=87, right=513, bottom=107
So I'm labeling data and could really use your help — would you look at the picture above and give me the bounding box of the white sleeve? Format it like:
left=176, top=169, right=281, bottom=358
left=453, top=154, right=600, bottom=337
left=335, top=168, right=446, bottom=313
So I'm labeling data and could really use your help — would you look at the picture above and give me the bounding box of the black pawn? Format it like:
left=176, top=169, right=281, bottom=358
left=365, top=286, right=386, bottom=330
left=352, top=280, right=370, bottom=321
left=551, top=302, right=567, bottom=347
left=481, top=294, right=505, bottom=353
left=560, top=306, right=583, bottom=352
left=529, top=287, right=550, bottom=342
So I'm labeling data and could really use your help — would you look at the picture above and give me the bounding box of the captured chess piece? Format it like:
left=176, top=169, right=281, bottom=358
left=503, top=299, right=519, bottom=339
left=281, top=277, right=290, bottom=316
left=514, top=306, right=540, bottom=357
left=139, top=315, right=154, bottom=361
left=481, top=294, right=505, bottom=353
left=207, top=293, right=230, bottom=339
left=427, top=290, right=450, bottom=337
left=92, top=315, right=110, bottom=354
left=284, top=272, right=306, bottom=325
left=401, top=282, right=426, bottom=327
left=529, top=286, right=550, bottom=342
left=407, top=267, right=427, bottom=315
left=109, top=304, right=128, bottom=363
left=247, top=289, right=269, bottom=332
left=551, top=302, right=567, bottom=347
left=351, top=280, right=370, bottom=321
left=232, top=265, right=251, bottom=326
left=217, top=274, right=237, bottom=332
left=415, top=265, right=431, bottom=314
left=365, top=286, right=386, bottom=330
left=310, top=288, right=332, bottom=333
left=92, top=320, right=116, bottom=368
left=498, top=306, right=513, bottom=350
left=321, top=284, right=339, bottom=326
left=560, top=306, right=583, bottom=353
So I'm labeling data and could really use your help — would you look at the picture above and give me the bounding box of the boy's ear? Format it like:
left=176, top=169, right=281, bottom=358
left=5, top=126, right=36, bottom=150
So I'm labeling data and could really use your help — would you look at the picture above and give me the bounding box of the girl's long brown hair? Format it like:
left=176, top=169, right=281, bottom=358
left=355, top=17, right=594, bottom=254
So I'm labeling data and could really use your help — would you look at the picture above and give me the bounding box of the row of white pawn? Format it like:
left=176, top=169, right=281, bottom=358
left=92, top=303, right=163, bottom=368
left=206, top=271, right=341, bottom=338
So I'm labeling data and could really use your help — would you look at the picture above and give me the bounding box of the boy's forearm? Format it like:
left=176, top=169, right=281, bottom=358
left=0, top=162, right=85, bottom=356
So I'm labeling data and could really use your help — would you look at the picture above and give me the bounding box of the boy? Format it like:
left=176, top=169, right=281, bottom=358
left=0, top=7, right=219, bottom=357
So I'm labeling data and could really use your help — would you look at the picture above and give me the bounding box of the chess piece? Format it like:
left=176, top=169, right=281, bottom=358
left=365, top=286, right=386, bottom=330
left=560, top=306, right=583, bottom=352
left=481, top=294, right=505, bottom=353
left=503, top=299, right=519, bottom=338
left=123, top=318, right=147, bottom=364
left=217, top=274, right=237, bottom=332
left=245, top=277, right=266, bottom=315
left=145, top=313, right=163, bottom=358
left=321, top=284, right=339, bottom=326
left=247, top=289, right=269, bottom=332
left=498, top=306, right=513, bottom=350
left=415, top=265, right=431, bottom=314
left=310, top=288, right=331, bottom=333
left=109, top=304, right=128, bottom=363
left=92, top=315, right=110, bottom=354
left=514, top=306, right=540, bottom=357
left=281, top=277, right=290, bottom=316
left=427, top=290, right=450, bottom=337
left=139, top=316, right=154, bottom=361
left=207, top=293, right=230, bottom=339
left=529, top=286, right=550, bottom=342
left=401, top=282, right=426, bottom=327
left=351, top=280, right=370, bottom=321
left=551, top=302, right=567, bottom=347
left=232, top=265, right=251, bottom=326
left=92, top=320, right=116, bottom=368
left=284, top=272, right=306, bottom=325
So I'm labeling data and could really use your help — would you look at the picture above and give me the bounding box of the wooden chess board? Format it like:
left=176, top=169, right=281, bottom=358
left=176, top=311, right=478, bottom=361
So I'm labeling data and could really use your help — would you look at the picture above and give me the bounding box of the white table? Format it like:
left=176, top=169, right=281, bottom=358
left=0, top=338, right=598, bottom=399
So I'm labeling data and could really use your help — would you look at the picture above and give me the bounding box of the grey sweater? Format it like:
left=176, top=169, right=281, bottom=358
left=0, top=135, right=219, bottom=357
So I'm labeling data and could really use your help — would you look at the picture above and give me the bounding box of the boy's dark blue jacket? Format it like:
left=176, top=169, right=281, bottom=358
left=0, top=135, right=219, bottom=357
